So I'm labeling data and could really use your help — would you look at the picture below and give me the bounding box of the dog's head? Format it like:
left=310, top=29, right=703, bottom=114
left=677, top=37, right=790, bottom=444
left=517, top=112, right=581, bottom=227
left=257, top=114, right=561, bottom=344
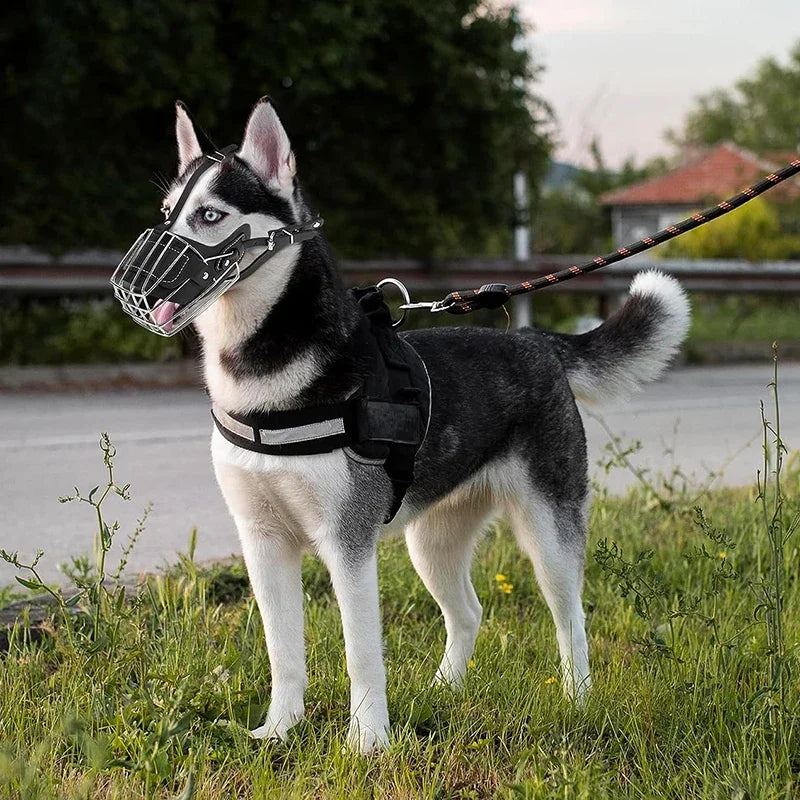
left=112, top=98, right=318, bottom=336
left=165, top=97, right=303, bottom=248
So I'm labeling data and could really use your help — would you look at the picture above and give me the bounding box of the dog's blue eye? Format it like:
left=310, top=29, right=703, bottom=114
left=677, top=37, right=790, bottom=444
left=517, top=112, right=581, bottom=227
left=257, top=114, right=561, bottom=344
left=202, top=207, right=224, bottom=224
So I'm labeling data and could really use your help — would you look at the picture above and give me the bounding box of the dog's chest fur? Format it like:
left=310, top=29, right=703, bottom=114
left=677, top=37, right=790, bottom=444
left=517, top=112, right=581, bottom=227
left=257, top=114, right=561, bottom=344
left=211, top=432, right=351, bottom=543
left=199, top=237, right=395, bottom=543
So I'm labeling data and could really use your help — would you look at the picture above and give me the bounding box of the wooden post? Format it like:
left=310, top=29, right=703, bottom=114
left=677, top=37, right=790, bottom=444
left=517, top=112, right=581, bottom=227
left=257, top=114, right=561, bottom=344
left=512, top=171, right=532, bottom=328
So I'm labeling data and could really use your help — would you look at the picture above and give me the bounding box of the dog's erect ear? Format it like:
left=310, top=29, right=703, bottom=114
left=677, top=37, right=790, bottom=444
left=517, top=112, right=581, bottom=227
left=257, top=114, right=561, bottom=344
left=239, top=97, right=296, bottom=192
left=175, top=101, right=216, bottom=173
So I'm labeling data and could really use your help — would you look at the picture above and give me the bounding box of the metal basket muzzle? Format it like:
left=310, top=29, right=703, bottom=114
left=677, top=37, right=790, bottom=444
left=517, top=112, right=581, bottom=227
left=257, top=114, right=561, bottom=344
left=110, top=227, right=242, bottom=336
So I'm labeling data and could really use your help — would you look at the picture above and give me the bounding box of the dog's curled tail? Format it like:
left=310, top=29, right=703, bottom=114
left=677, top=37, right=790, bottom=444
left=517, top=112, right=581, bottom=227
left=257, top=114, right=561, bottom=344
left=545, top=270, right=690, bottom=404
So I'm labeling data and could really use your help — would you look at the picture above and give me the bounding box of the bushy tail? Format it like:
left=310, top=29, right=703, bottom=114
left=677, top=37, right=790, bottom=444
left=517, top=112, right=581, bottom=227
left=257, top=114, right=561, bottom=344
left=544, top=270, right=690, bottom=404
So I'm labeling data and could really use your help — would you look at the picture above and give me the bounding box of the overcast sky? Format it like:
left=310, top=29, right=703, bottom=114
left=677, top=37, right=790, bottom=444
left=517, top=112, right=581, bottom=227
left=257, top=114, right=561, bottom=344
left=518, top=0, right=800, bottom=168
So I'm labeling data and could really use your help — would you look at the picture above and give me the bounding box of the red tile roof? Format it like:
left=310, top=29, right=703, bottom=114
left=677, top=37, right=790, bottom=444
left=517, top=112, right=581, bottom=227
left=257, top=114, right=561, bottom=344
left=599, top=143, right=800, bottom=206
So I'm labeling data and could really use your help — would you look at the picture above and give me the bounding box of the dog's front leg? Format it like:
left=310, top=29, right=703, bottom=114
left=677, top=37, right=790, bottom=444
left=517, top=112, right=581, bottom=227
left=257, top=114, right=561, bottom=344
left=235, top=516, right=307, bottom=741
left=317, top=530, right=389, bottom=754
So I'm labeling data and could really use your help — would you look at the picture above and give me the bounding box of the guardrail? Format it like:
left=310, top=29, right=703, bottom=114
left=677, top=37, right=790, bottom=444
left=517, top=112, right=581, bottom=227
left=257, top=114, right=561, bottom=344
left=3, top=245, right=800, bottom=298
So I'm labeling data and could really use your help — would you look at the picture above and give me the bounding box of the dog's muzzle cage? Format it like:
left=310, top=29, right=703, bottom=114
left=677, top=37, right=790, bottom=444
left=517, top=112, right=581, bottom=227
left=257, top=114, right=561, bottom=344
left=110, top=145, right=324, bottom=337
left=111, top=226, right=244, bottom=336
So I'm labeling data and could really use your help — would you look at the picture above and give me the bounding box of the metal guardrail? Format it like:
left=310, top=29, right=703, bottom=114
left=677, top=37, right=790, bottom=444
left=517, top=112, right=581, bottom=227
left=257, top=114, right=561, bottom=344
left=3, top=245, right=800, bottom=297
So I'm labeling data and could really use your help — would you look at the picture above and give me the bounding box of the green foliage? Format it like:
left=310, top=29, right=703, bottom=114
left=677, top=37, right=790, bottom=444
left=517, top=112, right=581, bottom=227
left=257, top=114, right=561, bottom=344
left=659, top=197, right=800, bottom=261
left=688, top=293, right=800, bottom=344
left=576, top=140, right=669, bottom=201
left=534, top=188, right=608, bottom=254
left=669, top=40, right=800, bottom=153
left=0, top=1, right=552, bottom=259
left=0, top=298, right=184, bottom=364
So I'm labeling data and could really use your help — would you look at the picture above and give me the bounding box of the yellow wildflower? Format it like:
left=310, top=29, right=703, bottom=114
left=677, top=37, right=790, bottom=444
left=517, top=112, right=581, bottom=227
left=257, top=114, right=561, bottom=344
left=717, top=551, right=726, bottom=559
left=468, top=659, right=475, bottom=669
left=495, top=573, right=507, bottom=582
left=499, top=582, right=513, bottom=594
left=544, top=676, right=557, bottom=685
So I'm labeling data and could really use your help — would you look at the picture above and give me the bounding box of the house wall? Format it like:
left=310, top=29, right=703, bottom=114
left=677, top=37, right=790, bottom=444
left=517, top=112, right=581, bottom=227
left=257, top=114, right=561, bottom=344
left=612, top=204, right=696, bottom=247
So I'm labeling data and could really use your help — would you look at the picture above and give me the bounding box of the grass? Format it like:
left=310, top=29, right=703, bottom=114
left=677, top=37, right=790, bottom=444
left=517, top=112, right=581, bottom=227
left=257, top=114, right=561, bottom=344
left=687, top=293, right=800, bottom=345
left=1, top=368, right=799, bottom=798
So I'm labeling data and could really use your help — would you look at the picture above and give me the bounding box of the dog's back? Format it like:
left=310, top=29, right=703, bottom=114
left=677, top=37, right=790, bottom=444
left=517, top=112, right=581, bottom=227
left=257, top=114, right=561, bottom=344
left=403, top=269, right=690, bottom=510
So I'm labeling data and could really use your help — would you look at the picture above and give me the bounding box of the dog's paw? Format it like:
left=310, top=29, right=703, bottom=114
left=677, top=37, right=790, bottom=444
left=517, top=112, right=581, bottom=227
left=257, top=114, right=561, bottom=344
left=432, top=661, right=466, bottom=689
left=346, top=715, right=389, bottom=755
left=250, top=705, right=305, bottom=741
left=565, top=674, right=592, bottom=706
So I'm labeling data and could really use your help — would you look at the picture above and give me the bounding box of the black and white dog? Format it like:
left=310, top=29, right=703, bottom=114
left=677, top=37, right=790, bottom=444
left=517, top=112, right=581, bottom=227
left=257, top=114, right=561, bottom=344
left=158, top=98, right=689, bottom=752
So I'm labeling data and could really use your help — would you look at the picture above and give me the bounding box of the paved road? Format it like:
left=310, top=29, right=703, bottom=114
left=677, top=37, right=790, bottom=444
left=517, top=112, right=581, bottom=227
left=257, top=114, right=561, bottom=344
left=2, top=363, right=798, bottom=584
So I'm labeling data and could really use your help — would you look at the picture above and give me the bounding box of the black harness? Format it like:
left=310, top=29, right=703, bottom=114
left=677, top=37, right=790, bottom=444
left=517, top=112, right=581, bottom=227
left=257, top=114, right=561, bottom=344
left=211, top=286, right=430, bottom=522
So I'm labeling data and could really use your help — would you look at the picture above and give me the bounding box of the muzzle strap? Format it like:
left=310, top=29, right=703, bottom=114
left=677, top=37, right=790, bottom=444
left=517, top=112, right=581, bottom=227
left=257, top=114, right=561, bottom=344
left=161, top=146, right=237, bottom=232
left=238, top=219, right=325, bottom=281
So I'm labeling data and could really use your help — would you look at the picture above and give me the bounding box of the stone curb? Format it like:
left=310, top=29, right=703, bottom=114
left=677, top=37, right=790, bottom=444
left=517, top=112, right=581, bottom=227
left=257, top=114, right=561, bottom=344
left=0, top=360, right=203, bottom=392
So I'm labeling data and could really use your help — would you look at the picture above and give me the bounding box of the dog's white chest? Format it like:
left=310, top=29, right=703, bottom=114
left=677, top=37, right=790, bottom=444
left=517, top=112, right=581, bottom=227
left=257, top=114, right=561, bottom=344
left=210, top=427, right=351, bottom=542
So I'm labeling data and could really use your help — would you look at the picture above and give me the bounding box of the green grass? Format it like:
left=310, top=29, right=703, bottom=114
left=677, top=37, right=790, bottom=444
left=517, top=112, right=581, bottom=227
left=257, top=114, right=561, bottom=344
left=1, top=397, right=799, bottom=798
left=687, top=293, right=800, bottom=344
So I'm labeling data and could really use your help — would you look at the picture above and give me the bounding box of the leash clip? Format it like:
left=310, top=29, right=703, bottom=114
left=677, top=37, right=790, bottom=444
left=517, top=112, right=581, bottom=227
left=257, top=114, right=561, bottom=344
left=399, top=299, right=450, bottom=313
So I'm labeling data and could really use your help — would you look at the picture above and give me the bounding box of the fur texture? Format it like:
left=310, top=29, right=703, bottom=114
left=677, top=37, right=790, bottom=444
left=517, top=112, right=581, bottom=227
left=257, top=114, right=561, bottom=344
left=156, top=99, right=691, bottom=753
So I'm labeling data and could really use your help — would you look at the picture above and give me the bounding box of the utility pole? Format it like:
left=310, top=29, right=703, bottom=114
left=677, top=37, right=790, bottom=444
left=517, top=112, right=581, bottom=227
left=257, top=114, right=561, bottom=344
left=512, top=171, right=532, bottom=328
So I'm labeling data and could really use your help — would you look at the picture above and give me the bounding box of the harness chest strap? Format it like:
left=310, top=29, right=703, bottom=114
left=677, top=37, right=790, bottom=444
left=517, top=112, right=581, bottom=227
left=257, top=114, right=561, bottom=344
left=211, top=286, right=431, bottom=522
left=211, top=397, right=422, bottom=456
left=211, top=395, right=424, bottom=522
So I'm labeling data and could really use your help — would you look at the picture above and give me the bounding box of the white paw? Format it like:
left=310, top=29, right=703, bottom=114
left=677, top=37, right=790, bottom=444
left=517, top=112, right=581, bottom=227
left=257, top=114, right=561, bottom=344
left=432, top=659, right=466, bottom=689
left=346, top=714, right=390, bottom=754
left=564, top=673, right=592, bottom=705
left=250, top=705, right=305, bottom=741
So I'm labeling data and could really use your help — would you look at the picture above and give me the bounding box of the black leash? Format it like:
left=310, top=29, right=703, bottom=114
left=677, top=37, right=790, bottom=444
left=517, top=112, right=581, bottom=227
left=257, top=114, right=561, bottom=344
left=401, top=156, right=800, bottom=316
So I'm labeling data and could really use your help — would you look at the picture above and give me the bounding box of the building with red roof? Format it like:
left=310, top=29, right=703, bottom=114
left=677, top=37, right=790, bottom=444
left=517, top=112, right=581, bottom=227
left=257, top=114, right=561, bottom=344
left=599, top=143, right=800, bottom=247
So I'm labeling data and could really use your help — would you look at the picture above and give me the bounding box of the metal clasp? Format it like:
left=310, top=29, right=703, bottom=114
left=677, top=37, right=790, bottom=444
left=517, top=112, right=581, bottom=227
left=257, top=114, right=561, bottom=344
left=399, top=298, right=448, bottom=314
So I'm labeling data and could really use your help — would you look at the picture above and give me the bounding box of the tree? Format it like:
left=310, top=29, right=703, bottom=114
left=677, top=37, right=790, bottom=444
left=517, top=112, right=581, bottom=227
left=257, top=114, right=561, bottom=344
left=535, top=139, right=668, bottom=254
left=0, top=1, right=553, bottom=259
left=660, top=198, right=800, bottom=261
left=668, top=40, right=800, bottom=153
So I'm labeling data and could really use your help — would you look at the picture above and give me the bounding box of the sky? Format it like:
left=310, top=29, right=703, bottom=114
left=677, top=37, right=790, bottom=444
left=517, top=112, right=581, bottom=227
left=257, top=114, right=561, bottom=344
left=518, top=0, right=800, bottom=168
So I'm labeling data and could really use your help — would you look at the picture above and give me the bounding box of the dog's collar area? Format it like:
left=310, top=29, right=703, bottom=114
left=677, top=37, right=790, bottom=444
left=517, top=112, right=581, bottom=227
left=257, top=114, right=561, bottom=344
left=211, top=286, right=431, bottom=522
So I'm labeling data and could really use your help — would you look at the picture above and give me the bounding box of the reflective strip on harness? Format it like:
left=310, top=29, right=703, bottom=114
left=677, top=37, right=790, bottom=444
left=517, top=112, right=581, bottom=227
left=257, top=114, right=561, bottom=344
left=261, top=418, right=346, bottom=445
left=213, top=406, right=347, bottom=447
left=213, top=407, right=256, bottom=441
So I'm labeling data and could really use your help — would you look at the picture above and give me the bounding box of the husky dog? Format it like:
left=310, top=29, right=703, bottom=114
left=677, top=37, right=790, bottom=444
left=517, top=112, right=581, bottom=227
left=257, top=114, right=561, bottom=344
left=160, top=98, right=689, bottom=753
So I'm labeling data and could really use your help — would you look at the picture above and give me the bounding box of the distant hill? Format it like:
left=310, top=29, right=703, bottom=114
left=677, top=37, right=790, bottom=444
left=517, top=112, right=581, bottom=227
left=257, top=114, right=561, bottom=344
left=543, top=160, right=581, bottom=191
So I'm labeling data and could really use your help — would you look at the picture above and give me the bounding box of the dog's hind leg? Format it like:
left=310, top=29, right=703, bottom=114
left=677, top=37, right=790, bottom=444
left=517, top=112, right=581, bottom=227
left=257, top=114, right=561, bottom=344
left=507, top=494, right=591, bottom=701
left=235, top=516, right=308, bottom=741
left=405, top=495, right=492, bottom=687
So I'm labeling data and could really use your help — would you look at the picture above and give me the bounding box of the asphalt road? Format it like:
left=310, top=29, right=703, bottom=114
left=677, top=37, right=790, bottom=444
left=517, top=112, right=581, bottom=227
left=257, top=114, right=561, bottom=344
left=2, top=363, right=798, bottom=584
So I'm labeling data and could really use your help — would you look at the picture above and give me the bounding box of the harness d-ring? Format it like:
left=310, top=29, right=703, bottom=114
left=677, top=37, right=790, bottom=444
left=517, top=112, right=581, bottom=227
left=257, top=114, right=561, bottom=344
left=377, top=277, right=410, bottom=328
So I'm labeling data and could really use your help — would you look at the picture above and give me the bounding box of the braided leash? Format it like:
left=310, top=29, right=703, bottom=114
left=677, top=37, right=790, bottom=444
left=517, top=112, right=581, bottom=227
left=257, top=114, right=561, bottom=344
left=402, top=157, right=800, bottom=316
